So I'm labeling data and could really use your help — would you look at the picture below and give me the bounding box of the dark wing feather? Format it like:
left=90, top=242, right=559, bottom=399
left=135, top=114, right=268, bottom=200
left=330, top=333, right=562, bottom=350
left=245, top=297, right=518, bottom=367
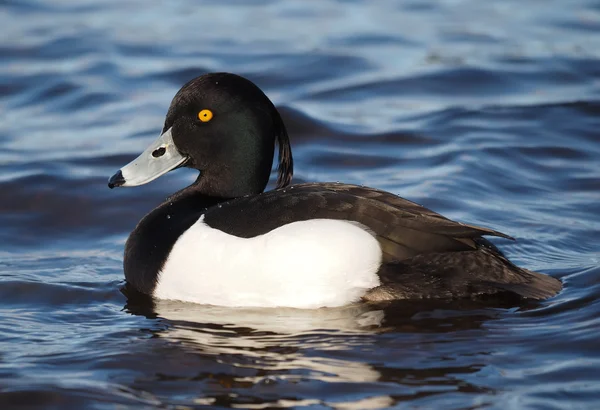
left=367, top=248, right=561, bottom=301
left=321, top=183, right=513, bottom=239
left=203, top=183, right=511, bottom=262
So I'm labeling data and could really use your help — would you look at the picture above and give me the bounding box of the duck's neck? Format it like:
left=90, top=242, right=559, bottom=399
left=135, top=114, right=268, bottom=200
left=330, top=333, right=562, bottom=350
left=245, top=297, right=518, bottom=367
left=166, top=178, right=234, bottom=208
left=186, top=169, right=268, bottom=199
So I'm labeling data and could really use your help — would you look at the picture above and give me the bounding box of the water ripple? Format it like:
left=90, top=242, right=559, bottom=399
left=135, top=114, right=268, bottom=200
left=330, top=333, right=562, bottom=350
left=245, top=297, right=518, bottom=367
left=1, top=0, right=599, bottom=408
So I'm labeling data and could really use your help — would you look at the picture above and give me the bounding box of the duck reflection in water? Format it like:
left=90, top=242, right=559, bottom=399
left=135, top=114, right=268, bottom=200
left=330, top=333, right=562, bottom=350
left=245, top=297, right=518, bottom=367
left=123, top=293, right=528, bottom=408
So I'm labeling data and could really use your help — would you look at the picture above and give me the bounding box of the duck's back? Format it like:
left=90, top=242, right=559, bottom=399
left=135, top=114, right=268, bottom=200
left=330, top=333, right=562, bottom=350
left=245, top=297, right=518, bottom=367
left=204, top=183, right=508, bottom=256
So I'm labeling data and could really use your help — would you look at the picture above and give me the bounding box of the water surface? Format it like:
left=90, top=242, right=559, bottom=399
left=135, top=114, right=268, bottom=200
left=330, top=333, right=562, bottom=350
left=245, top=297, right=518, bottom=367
left=1, top=0, right=600, bottom=408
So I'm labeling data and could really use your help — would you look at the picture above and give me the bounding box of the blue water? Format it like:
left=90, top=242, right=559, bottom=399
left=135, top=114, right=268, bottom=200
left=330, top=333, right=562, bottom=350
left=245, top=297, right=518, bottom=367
left=1, top=0, right=600, bottom=408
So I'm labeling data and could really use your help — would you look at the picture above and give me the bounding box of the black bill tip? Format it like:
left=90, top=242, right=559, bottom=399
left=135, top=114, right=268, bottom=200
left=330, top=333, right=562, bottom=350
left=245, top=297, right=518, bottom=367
left=108, top=170, right=125, bottom=189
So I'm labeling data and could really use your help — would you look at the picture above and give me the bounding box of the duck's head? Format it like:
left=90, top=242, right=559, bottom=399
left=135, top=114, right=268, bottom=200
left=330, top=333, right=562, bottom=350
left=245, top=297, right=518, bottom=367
left=108, top=73, right=293, bottom=197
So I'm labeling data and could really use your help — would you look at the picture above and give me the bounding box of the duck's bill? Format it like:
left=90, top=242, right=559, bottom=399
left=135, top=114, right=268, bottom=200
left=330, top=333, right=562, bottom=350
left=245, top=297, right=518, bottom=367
left=108, top=127, right=187, bottom=188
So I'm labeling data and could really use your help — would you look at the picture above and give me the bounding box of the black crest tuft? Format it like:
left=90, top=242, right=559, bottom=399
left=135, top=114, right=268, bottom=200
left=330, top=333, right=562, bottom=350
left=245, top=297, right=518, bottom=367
left=274, top=108, right=293, bottom=188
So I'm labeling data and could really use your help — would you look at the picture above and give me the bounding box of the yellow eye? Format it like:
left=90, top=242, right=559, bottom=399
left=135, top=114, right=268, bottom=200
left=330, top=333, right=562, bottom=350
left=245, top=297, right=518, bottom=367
left=198, top=109, right=213, bottom=122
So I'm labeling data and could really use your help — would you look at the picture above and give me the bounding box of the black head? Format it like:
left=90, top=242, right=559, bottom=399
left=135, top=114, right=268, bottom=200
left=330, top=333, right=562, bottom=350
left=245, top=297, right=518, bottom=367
left=109, top=72, right=293, bottom=198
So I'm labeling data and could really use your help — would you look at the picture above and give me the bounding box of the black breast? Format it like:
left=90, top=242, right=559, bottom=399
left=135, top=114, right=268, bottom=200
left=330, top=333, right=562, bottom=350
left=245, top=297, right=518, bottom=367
left=123, top=192, right=226, bottom=294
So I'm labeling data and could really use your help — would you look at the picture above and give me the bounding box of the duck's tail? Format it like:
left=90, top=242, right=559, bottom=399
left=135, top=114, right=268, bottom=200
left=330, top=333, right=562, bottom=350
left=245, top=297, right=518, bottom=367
left=494, top=267, right=562, bottom=300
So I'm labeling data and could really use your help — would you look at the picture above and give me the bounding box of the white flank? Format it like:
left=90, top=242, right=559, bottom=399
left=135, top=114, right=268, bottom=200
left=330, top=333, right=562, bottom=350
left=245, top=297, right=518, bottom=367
left=154, top=216, right=382, bottom=308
